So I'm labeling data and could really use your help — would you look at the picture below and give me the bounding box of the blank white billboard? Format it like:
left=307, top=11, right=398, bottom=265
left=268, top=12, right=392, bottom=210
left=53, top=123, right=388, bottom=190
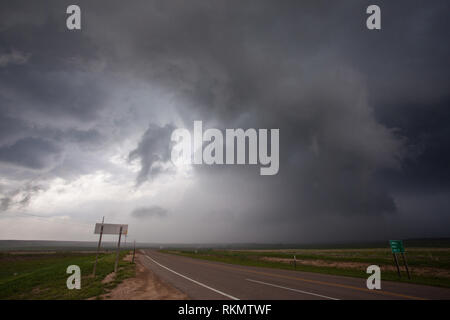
left=94, top=223, right=128, bottom=235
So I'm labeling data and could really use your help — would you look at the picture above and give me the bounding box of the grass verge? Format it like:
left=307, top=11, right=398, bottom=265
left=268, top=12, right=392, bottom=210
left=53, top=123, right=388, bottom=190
left=0, top=251, right=135, bottom=300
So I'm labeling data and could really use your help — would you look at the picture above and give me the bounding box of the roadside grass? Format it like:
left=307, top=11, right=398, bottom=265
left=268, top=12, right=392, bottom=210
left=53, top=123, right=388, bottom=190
left=0, top=251, right=135, bottom=300
left=162, top=248, right=450, bottom=288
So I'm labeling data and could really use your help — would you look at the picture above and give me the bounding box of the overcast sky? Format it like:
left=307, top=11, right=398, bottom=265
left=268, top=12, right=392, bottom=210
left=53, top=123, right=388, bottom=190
left=0, top=0, right=449, bottom=243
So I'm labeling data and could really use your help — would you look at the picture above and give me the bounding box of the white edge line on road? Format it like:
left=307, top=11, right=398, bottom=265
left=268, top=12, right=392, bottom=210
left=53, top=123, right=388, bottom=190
left=144, top=254, right=239, bottom=300
left=246, top=278, right=340, bottom=300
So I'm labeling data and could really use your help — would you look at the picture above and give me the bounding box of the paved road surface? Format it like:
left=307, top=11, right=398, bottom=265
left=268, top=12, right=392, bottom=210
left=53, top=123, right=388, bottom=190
left=139, top=249, right=450, bottom=300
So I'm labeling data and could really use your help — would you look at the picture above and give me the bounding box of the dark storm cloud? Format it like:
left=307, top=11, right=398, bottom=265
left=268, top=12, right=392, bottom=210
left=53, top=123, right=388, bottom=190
left=0, top=0, right=448, bottom=242
left=82, top=0, right=449, bottom=239
left=97, top=0, right=406, bottom=218
left=0, top=49, right=29, bottom=67
left=95, top=0, right=447, bottom=241
left=1, top=68, right=106, bottom=121
left=131, top=206, right=168, bottom=219
left=0, top=113, right=102, bottom=173
left=53, top=128, right=103, bottom=146
left=0, top=113, right=28, bottom=145
left=376, top=98, right=450, bottom=194
left=0, top=1, right=105, bottom=122
left=0, top=0, right=112, bottom=191
left=0, top=137, right=61, bottom=170
left=128, top=123, right=175, bottom=186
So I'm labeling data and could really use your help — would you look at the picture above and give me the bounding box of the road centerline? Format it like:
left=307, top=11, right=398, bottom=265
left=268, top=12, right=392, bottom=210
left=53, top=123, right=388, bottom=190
left=144, top=253, right=240, bottom=300
left=246, top=278, right=339, bottom=300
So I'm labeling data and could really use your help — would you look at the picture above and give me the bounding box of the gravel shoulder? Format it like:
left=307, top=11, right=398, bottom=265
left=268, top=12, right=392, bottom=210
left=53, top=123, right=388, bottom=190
left=100, top=252, right=188, bottom=300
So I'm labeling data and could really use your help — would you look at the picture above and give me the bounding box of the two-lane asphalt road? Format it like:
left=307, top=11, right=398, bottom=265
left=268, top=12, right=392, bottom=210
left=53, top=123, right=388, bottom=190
left=139, top=249, right=450, bottom=300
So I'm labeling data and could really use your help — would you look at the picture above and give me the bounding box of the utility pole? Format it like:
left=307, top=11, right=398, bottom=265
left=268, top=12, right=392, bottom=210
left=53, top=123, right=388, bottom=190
left=92, top=216, right=104, bottom=277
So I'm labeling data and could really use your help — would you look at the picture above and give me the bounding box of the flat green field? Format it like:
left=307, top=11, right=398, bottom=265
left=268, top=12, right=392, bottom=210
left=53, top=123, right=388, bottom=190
left=162, top=247, right=450, bottom=288
left=0, top=251, right=135, bottom=300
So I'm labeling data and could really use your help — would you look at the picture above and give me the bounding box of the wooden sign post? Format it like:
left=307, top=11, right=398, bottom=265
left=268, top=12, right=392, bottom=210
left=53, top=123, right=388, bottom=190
left=92, top=216, right=105, bottom=277
left=93, top=222, right=129, bottom=276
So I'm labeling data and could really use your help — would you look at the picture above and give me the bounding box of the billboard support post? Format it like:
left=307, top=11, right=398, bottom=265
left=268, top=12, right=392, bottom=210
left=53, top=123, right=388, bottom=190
left=114, top=226, right=123, bottom=273
left=92, top=216, right=104, bottom=277
left=92, top=222, right=128, bottom=275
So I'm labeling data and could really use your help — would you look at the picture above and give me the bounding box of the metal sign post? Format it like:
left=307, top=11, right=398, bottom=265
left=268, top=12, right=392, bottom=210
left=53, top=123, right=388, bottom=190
left=114, top=226, right=123, bottom=273
left=389, top=240, right=410, bottom=279
left=393, top=252, right=401, bottom=278
left=401, top=252, right=411, bottom=279
left=92, top=216, right=105, bottom=277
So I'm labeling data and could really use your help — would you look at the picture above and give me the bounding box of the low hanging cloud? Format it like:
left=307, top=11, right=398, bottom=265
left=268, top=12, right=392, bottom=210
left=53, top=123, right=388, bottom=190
left=131, top=206, right=168, bottom=219
left=0, top=183, right=45, bottom=212
left=0, top=137, right=61, bottom=170
left=128, top=123, right=175, bottom=186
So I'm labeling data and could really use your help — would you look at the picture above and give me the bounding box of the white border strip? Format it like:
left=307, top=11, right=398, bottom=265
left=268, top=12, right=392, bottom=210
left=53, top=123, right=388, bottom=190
left=144, top=254, right=239, bottom=300
left=246, top=278, right=339, bottom=300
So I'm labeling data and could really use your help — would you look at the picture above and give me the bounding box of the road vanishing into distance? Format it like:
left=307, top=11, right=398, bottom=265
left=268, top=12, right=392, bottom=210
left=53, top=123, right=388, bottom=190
left=139, top=249, right=450, bottom=300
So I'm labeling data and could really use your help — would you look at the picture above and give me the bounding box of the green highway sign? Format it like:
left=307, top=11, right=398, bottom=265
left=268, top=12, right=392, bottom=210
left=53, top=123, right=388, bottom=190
left=389, top=240, right=405, bottom=253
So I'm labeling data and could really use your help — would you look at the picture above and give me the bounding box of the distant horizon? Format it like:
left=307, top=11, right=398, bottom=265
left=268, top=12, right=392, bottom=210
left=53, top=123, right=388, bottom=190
left=2, top=237, right=450, bottom=246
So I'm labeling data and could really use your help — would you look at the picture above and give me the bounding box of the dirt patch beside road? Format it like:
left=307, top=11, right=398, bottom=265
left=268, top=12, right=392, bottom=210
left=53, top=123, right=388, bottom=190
left=260, top=256, right=450, bottom=279
left=101, top=253, right=188, bottom=300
